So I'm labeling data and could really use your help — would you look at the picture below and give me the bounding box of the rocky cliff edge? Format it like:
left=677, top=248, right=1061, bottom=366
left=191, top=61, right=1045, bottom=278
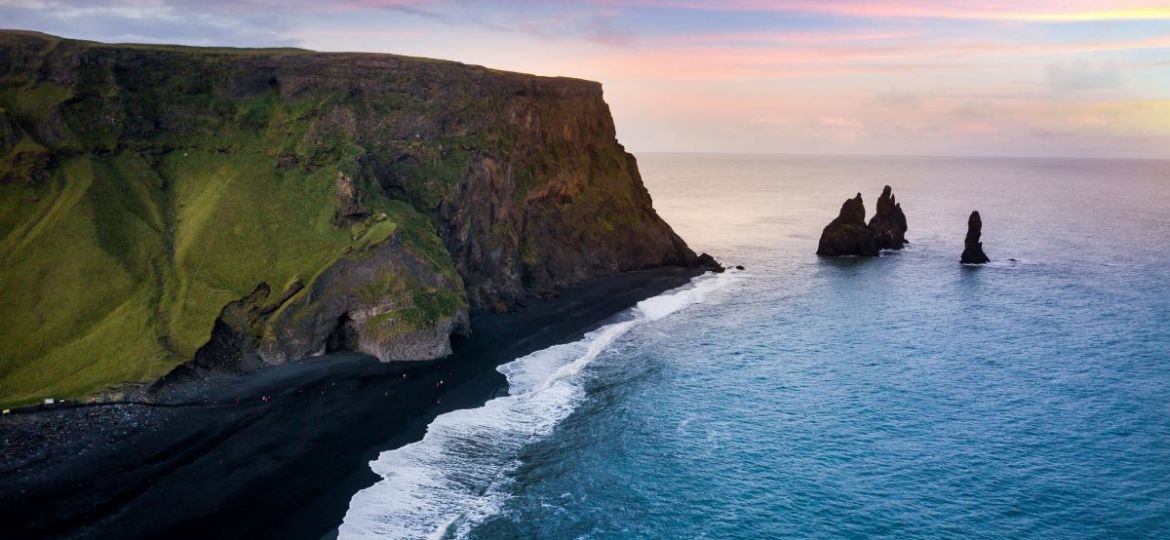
left=0, top=31, right=699, bottom=406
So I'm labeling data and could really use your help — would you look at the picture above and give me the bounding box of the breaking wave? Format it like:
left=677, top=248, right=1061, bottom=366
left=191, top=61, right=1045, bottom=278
left=338, top=273, right=731, bottom=539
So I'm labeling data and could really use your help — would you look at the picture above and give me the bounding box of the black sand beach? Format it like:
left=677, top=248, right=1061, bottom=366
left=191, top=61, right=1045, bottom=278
left=0, top=266, right=701, bottom=540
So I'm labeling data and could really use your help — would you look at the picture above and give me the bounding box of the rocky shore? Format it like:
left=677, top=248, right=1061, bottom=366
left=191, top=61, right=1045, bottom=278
left=0, top=266, right=703, bottom=540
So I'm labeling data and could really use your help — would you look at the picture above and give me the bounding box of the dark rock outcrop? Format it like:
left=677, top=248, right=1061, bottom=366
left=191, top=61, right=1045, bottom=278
left=152, top=283, right=282, bottom=390
left=817, top=186, right=910, bottom=257
left=332, top=171, right=367, bottom=226
left=868, top=185, right=908, bottom=250
left=695, top=252, right=725, bottom=273
left=816, top=193, right=879, bottom=256
left=260, top=232, right=470, bottom=365
left=961, top=211, right=990, bottom=264
left=0, top=109, right=52, bottom=184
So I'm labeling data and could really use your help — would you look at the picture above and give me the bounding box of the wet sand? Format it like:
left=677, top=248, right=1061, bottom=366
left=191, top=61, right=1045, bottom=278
left=0, top=266, right=700, bottom=540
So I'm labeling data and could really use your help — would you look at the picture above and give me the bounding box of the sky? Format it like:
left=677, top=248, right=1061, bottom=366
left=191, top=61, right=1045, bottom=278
left=2, top=1, right=1169, bottom=159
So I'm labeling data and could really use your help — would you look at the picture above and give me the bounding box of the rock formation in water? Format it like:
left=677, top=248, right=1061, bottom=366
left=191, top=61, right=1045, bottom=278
left=868, top=185, right=908, bottom=250
left=961, top=211, right=991, bottom=264
left=817, top=186, right=910, bottom=257
left=816, top=193, right=880, bottom=256
left=0, top=31, right=702, bottom=406
left=695, top=252, right=725, bottom=273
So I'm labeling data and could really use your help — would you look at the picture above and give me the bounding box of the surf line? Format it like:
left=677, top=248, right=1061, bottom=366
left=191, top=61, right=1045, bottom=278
left=338, top=272, right=732, bottom=540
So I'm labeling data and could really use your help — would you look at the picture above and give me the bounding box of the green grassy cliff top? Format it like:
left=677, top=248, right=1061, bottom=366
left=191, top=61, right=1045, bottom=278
left=0, top=31, right=694, bottom=408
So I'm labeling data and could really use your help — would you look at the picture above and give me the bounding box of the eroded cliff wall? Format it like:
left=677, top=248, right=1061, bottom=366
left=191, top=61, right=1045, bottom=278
left=0, top=31, right=696, bottom=406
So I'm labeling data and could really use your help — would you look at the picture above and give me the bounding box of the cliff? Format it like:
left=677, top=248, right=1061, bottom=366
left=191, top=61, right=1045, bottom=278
left=0, top=31, right=698, bottom=407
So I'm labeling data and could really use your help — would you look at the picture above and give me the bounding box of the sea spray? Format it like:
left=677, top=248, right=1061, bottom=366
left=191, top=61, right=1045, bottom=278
left=338, top=273, right=732, bottom=540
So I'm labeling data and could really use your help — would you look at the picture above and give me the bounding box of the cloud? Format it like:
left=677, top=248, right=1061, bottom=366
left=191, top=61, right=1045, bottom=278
left=949, top=101, right=998, bottom=120
left=3, top=0, right=1167, bottom=158
left=0, top=0, right=301, bottom=46
left=747, top=113, right=800, bottom=131
left=817, top=116, right=866, bottom=141
left=818, top=116, right=858, bottom=127
left=0, top=0, right=638, bottom=47
left=595, top=1, right=1170, bottom=22
left=1045, top=61, right=1124, bottom=91
left=369, top=2, right=635, bottom=46
left=874, top=89, right=920, bottom=108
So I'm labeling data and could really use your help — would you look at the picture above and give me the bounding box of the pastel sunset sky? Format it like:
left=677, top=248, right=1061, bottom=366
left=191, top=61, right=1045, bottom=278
left=3, top=1, right=1169, bottom=158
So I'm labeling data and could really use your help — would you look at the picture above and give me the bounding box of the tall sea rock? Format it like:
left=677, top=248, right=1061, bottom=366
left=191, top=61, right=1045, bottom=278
left=816, top=193, right=879, bottom=257
left=961, top=211, right=991, bottom=264
left=868, top=185, right=908, bottom=251
left=0, top=31, right=699, bottom=406
left=817, top=186, right=909, bottom=257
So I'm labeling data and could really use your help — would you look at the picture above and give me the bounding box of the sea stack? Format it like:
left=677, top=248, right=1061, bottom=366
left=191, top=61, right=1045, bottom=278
left=816, top=193, right=879, bottom=256
left=961, top=211, right=991, bottom=264
left=868, top=185, right=908, bottom=251
left=817, top=186, right=910, bottom=257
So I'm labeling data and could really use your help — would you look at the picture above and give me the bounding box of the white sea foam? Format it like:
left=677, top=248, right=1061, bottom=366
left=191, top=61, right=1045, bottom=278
left=337, top=272, right=731, bottom=540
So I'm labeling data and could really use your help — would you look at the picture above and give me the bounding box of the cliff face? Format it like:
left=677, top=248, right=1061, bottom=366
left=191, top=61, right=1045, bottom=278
left=0, top=32, right=696, bottom=406
left=367, top=59, right=696, bottom=306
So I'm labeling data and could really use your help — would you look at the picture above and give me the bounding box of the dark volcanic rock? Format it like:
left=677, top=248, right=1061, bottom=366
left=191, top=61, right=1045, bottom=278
left=156, top=231, right=469, bottom=390
left=816, top=193, right=879, bottom=256
left=695, top=252, right=725, bottom=273
left=185, top=282, right=277, bottom=375
left=332, top=171, right=367, bottom=226
left=961, top=210, right=991, bottom=264
left=817, top=186, right=911, bottom=257
left=868, top=185, right=908, bottom=250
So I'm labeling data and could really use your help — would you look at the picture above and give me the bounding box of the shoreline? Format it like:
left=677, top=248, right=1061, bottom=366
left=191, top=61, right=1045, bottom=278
left=0, top=266, right=702, bottom=540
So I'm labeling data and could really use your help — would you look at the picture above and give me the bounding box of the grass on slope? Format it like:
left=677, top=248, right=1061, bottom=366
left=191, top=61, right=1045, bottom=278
left=0, top=146, right=452, bottom=408
left=0, top=46, right=477, bottom=408
left=0, top=157, right=173, bottom=405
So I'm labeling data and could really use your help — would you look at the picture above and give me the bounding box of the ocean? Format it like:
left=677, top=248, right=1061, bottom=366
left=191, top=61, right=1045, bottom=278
left=339, top=154, right=1170, bottom=539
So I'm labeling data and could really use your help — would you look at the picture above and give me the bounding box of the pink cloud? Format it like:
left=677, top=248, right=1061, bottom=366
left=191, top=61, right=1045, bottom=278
left=563, top=33, right=1170, bottom=82
left=596, top=1, right=1170, bottom=21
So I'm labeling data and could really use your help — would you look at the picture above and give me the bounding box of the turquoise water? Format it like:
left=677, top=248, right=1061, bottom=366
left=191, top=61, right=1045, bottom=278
left=342, top=154, right=1170, bottom=539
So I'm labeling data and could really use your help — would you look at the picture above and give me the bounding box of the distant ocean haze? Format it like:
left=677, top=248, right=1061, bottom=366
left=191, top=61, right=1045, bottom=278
left=344, top=153, right=1170, bottom=539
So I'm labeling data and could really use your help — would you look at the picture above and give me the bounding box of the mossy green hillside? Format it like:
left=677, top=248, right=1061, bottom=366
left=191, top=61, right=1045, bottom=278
left=0, top=38, right=469, bottom=407
left=0, top=144, right=457, bottom=407
left=0, top=31, right=696, bottom=407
